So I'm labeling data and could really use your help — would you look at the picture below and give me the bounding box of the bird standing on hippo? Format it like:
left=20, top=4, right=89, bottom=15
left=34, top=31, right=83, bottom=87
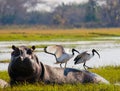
left=74, top=49, right=100, bottom=70
left=44, top=45, right=79, bottom=68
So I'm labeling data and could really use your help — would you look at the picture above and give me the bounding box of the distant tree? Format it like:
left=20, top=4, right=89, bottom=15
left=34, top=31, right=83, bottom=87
left=53, top=14, right=67, bottom=25
left=100, top=0, right=120, bottom=27
left=85, top=0, right=98, bottom=22
left=0, top=0, right=43, bottom=24
left=0, top=0, right=26, bottom=24
left=52, top=3, right=87, bottom=27
left=52, top=3, right=67, bottom=25
left=107, top=0, right=120, bottom=26
left=27, top=11, right=52, bottom=25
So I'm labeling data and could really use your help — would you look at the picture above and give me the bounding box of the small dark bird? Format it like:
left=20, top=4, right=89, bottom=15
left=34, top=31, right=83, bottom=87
left=74, top=49, right=100, bottom=70
left=44, top=45, right=79, bottom=68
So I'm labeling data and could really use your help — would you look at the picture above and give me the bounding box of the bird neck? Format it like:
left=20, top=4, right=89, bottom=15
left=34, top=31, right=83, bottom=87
left=92, top=49, right=100, bottom=58
left=54, top=55, right=58, bottom=61
left=92, top=50, right=95, bottom=56
left=72, top=48, right=79, bottom=55
left=44, top=47, right=56, bottom=56
left=72, top=51, right=74, bottom=55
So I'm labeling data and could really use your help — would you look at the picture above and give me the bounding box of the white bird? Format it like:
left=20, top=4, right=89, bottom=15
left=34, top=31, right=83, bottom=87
left=44, top=45, right=79, bottom=68
left=74, top=49, right=100, bottom=70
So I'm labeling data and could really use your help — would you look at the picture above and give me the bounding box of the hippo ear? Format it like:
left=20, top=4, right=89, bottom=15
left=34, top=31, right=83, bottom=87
left=12, top=45, right=16, bottom=50
left=32, top=46, right=35, bottom=50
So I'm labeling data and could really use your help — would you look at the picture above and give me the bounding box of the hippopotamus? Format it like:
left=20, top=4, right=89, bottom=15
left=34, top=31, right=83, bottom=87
left=8, top=45, right=109, bottom=86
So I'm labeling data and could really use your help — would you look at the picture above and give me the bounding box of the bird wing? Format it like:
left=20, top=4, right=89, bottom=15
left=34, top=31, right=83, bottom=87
left=44, top=45, right=65, bottom=58
left=74, top=51, right=87, bottom=64
left=54, top=45, right=65, bottom=58
left=44, top=45, right=59, bottom=54
left=74, top=51, right=87, bottom=60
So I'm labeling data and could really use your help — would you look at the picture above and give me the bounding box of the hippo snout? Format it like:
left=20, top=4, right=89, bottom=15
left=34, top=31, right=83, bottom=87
left=20, top=56, right=31, bottom=62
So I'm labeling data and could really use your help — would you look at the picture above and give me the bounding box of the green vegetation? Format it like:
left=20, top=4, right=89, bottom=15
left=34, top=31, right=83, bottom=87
left=0, top=66, right=120, bottom=91
left=0, top=60, right=10, bottom=63
left=0, top=28, right=120, bottom=41
left=90, top=66, right=120, bottom=84
left=2, top=84, right=120, bottom=91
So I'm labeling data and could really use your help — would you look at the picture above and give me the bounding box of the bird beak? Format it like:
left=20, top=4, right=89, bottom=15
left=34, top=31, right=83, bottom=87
left=93, top=49, right=100, bottom=58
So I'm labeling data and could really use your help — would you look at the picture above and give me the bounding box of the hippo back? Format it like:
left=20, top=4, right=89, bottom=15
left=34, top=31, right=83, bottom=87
left=41, top=65, right=109, bottom=84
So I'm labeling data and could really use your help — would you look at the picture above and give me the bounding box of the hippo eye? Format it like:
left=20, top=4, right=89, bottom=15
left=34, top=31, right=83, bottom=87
left=12, top=49, right=23, bottom=56
left=27, top=49, right=32, bottom=55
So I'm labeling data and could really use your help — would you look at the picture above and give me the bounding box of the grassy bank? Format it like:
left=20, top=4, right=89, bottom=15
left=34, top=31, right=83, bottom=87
left=0, top=66, right=120, bottom=91
left=0, top=28, right=120, bottom=41
left=0, top=60, right=10, bottom=63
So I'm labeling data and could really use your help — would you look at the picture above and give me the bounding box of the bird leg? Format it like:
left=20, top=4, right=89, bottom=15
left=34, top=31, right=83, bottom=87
left=83, top=62, right=87, bottom=70
left=64, top=62, right=67, bottom=68
left=60, top=63, right=63, bottom=68
left=85, top=65, right=93, bottom=69
left=83, top=62, right=93, bottom=70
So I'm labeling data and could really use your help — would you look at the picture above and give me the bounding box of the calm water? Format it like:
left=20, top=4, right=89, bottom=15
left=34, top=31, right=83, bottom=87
left=0, top=40, right=120, bottom=70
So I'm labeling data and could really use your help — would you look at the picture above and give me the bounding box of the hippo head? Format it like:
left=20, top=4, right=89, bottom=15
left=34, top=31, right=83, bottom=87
left=10, top=45, right=37, bottom=63
left=8, top=45, right=43, bottom=85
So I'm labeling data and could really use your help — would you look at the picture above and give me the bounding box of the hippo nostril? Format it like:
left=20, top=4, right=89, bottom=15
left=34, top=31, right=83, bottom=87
left=23, top=57, right=30, bottom=61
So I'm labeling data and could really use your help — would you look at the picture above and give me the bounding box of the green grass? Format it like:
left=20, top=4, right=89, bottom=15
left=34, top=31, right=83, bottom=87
left=0, top=28, right=120, bottom=41
left=0, top=60, right=10, bottom=63
left=2, top=84, right=120, bottom=91
left=90, top=66, right=120, bottom=84
left=0, top=66, right=120, bottom=91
